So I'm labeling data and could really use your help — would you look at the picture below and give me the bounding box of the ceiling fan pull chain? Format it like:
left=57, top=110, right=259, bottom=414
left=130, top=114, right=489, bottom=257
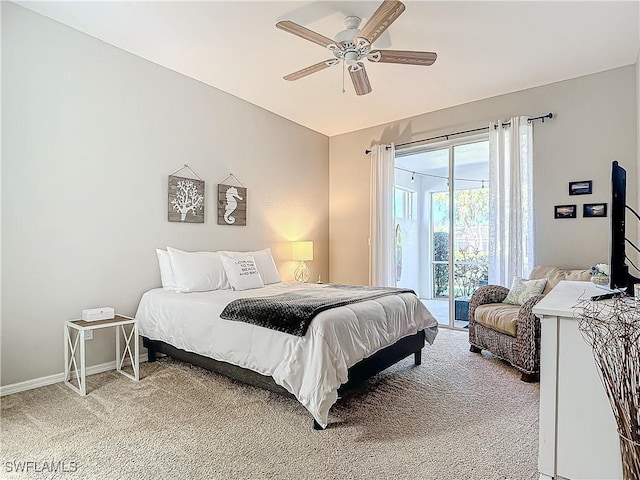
left=342, top=61, right=346, bottom=94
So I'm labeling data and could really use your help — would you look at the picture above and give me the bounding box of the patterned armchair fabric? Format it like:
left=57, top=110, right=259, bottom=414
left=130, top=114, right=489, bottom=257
left=468, top=266, right=590, bottom=382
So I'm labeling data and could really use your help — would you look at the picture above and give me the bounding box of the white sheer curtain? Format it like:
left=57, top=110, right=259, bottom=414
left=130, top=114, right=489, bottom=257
left=369, top=143, right=396, bottom=287
left=488, top=116, right=534, bottom=286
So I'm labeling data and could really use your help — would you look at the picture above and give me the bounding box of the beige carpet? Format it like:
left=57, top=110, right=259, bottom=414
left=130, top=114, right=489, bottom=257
left=1, top=329, right=539, bottom=480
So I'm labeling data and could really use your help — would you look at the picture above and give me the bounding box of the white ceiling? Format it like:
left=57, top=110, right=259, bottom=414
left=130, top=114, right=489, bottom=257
left=17, top=1, right=640, bottom=137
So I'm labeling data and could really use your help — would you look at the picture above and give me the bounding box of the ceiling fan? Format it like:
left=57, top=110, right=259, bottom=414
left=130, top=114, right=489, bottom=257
left=276, top=0, right=437, bottom=96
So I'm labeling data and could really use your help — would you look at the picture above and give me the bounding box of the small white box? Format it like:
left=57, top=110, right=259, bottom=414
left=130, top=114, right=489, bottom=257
left=82, top=307, right=115, bottom=322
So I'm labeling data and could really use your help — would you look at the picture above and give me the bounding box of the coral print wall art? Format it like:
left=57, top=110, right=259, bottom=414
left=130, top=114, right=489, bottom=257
left=218, top=184, right=247, bottom=226
left=168, top=175, right=205, bottom=223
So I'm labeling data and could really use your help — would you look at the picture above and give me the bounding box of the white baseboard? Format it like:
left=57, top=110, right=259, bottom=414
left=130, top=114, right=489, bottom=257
left=0, top=354, right=149, bottom=396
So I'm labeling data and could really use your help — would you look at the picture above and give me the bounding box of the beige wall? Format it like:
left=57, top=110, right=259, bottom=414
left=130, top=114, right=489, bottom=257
left=1, top=3, right=329, bottom=386
left=330, top=66, right=638, bottom=285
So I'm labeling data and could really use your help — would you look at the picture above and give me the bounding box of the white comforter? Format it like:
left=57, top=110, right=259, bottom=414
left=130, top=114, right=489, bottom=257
left=135, top=282, right=438, bottom=427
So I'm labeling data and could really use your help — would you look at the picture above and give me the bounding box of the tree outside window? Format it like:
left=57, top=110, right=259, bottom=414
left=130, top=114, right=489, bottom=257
left=432, top=188, right=489, bottom=298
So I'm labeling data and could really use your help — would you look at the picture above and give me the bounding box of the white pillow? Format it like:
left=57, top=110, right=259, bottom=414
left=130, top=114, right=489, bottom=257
left=166, top=247, right=230, bottom=292
left=220, top=248, right=281, bottom=285
left=219, top=254, right=265, bottom=291
left=155, top=249, right=178, bottom=290
left=503, top=277, right=547, bottom=305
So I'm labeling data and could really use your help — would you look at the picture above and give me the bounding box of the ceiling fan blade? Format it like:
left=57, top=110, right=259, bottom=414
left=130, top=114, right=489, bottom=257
left=370, top=50, right=437, bottom=66
left=349, top=63, right=372, bottom=96
left=276, top=20, right=337, bottom=48
left=284, top=59, right=339, bottom=81
left=357, top=0, right=405, bottom=46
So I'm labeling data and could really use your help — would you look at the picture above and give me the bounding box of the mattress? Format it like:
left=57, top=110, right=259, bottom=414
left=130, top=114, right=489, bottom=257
left=135, top=282, right=438, bottom=427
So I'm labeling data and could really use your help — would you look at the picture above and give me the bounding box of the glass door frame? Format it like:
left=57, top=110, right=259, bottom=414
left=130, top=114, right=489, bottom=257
left=400, top=133, right=489, bottom=330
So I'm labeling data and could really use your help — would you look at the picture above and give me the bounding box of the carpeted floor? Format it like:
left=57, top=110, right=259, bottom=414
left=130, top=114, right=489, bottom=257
left=1, top=329, right=539, bottom=480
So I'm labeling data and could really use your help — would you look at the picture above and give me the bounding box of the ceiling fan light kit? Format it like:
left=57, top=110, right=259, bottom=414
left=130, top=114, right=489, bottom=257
left=276, top=0, right=437, bottom=96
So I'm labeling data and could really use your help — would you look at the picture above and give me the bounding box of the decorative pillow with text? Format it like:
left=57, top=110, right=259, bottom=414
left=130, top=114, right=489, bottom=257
left=219, top=248, right=281, bottom=285
left=220, top=254, right=265, bottom=291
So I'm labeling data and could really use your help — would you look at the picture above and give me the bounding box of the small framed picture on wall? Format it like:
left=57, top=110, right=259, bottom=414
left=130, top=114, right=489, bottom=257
left=569, top=180, right=593, bottom=196
left=554, top=204, right=577, bottom=219
left=583, top=203, right=607, bottom=218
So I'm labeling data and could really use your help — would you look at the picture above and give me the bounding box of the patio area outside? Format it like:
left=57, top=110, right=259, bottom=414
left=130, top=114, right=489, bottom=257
left=422, top=299, right=469, bottom=329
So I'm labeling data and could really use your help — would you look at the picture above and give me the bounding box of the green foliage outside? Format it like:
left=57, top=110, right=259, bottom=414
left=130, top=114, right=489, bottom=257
left=433, top=231, right=449, bottom=297
left=453, top=246, right=489, bottom=297
left=432, top=188, right=489, bottom=298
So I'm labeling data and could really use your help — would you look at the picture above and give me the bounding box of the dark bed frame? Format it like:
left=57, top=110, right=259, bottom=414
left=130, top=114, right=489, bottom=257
left=143, top=329, right=426, bottom=430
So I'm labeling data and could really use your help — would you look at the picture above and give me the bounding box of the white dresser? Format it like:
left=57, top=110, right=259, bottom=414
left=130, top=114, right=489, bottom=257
left=533, top=280, right=623, bottom=480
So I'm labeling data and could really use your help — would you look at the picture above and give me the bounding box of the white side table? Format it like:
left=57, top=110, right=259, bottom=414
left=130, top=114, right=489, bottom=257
left=64, top=314, right=139, bottom=396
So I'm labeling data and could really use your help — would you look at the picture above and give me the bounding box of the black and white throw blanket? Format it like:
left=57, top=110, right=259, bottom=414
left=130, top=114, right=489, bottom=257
left=220, top=284, right=416, bottom=336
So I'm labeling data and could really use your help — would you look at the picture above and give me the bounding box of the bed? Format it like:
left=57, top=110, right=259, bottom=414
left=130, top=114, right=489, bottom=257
left=140, top=247, right=439, bottom=428
left=136, top=280, right=438, bottom=429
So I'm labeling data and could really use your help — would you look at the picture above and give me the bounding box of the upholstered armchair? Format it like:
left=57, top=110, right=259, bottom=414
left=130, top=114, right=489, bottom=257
left=468, top=266, right=590, bottom=382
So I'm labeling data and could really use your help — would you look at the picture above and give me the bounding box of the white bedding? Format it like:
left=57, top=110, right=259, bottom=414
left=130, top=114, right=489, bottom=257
left=135, top=282, right=438, bottom=427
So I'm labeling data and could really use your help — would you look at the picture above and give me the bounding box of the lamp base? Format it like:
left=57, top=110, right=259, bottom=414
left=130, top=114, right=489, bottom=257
left=294, top=261, right=311, bottom=283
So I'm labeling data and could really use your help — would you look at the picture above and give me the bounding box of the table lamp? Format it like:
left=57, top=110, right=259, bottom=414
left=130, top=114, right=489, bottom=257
left=292, top=241, right=313, bottom=283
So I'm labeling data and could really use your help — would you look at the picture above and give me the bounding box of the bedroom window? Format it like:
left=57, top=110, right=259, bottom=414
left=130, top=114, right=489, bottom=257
left=394, top=187, right=415, bottom=220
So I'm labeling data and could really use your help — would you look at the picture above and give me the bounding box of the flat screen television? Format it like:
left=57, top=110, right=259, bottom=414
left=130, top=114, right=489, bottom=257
left=609, top=160, right=640, bottom=294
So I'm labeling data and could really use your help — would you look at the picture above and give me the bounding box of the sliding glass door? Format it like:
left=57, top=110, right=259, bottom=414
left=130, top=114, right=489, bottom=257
left=395, top=136, right=489, bottom=329
left=452, top=141, right=489, bottom=328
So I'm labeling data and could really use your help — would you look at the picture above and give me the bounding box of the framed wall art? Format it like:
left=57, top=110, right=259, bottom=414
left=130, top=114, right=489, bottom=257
left=218, top=183, right=247, bottom=226
left=583, top=203, right=607, bottom=218
left=554, top=204, right=577, bottom=219
left=168, top=175, right=205, bottom=223
left=569, top=180, right=592, bottom=196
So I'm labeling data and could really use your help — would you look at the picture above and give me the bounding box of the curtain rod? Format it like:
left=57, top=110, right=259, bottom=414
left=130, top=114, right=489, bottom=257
left=364, top=113, right=553, bottom=154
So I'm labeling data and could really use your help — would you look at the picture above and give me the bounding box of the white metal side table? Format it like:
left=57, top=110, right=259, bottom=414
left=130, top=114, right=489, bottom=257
left=64, top=314, right=139, bottom=396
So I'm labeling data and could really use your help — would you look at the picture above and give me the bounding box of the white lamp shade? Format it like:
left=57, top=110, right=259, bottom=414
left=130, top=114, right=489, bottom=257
left=292, top=241, right=313, bottom=261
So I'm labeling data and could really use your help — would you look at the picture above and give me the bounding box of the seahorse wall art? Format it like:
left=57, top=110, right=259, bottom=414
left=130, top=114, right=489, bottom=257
left=217, top=183, right=247, bottom=226
left=224, top=187, right=243, bottom=224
